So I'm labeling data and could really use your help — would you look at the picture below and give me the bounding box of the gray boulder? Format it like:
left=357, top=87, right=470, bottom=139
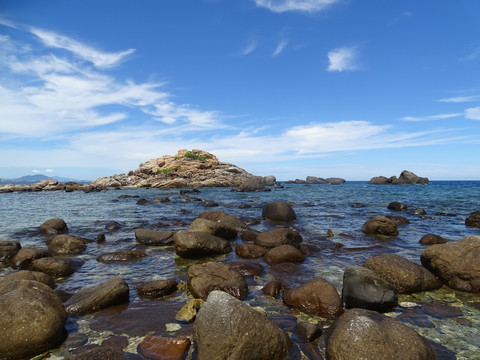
left=326, top=308, right=436, bottom=360
left=306, top=176, right=327, bottom=184
left=326, top=177, right=346, bottom=185
left=262, top=201, right=296, bottom=222
left=0, top=279, right=67, bottom=359
left=364, top=253, right=442, bottom=293
left=193, top=290, right=291, bottom=360
left=135, top=228, right=174, bottom=246
left=174, top=231, right=232, bottom=258
left=369, top=171, right=429, bottom=185
left=64, top=277, right=130, bottom=316
left=421, top=235, right=480, bottom=292
left=187, top=262, right=248, bottom=300
left=342, top=266, right=397, bottom=312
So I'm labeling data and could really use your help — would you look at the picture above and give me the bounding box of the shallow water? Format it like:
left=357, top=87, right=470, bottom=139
left=1, top=181, right=479, bottom=358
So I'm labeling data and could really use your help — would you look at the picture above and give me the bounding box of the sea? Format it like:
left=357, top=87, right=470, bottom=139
left=1, top=181, right=479, bottom=359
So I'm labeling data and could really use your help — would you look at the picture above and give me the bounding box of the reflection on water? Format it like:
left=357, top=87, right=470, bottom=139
left=1, top=181, right=479, bottom=358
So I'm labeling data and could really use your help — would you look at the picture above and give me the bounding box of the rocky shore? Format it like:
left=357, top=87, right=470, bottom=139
left=1, top=194, right=479, bottom=359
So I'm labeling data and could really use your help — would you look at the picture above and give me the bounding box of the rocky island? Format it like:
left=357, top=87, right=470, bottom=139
left=369, top=170, right=429, bottom=185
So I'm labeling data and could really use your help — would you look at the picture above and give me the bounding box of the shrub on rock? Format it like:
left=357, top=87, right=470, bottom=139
left=326, top=308, right=436, bottom=360
left=193, top=290, right=291, bottom=360
left=0, top=279, right=67, bottom=359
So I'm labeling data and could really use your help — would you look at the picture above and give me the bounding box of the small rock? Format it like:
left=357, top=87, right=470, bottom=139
left=235, top=244, right=267, bottom=259
left=176, top=298, right=205, bottom=322
left=387, top=201, right=407, bottom=211
left=137, top=335, right=191, bottom=360
left=227, top=260, right=264, bottom=277
left=419, top=233, right=447, bottom=245
left=255, top=227, right=303, bottom=249
left=262, top=279, right=289, bottom=298
left=137, top=279, right=178, bottom=299
left=263, top=244, right=306, bottom=265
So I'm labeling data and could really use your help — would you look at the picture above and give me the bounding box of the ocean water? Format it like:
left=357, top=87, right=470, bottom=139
left=1, top=181, right=479, bottom=358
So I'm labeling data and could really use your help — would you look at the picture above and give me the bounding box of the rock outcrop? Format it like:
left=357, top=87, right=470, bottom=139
left=286, top=176, right=346, bottom=185
left=91, top=149, right=270, bottom=189
left=369, top=170, right=429, bottom=185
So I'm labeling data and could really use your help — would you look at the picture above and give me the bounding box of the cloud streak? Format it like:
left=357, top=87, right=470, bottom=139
left=399, top=113, right=463, bottom=122
left=254, top=0, right=341, bottom=13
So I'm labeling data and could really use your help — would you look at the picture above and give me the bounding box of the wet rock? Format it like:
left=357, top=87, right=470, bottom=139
left=262, top=201, right=296, bottom=222
left=0, top=279, right=67, bottom=359
left=10, top=247, right=51, bottom=269
left=135, top=228, right=175, bottom=246
left=227, top=260, right=264, bottom=277
left=187, top=218, right=237, bottom=240
left=263, top=244, right=306, bottom=265
left=262, top=279, right=289, bottom=298
left=102, top=335, right=129, bottom=350
left=419, top=233, right=447, bottom=245
left=396, top=307, right=436, bottom=328
left=32, top=257, right=82, bottom=277
left=173, top=231, right=232, bottom=258
left=412, top=208, right=427, bottom=215
left=240, top=228, right=260, bottom=242
left=421, top=303, right=463, bottom=318
left=364, top=253, right=442, bottom=293
left=326, top=308, right=436, bottom=360
left=342, top=265, right=397, bottom=312
left=3, top=269, right=55, bottom=288
left=137, top=198, right=151, bottom=205
left=203, top=200, right=219, bottom=207
left=361, top=216, right=399, bottom=237
left=97, top=249, right=147, bottom=263
left=64, top=277, right=130, bottom=316
left=105, top=220, right=122, bottom=231
left=187, top=261, right=248, bottom=300
left=0, top=240, right=21, bottom=266
left=254, top=227, right=303, bottom=249
left=137, top=279, right=178, bottom=299
left=69, top=344, right=128, bottom=359
left=235, top=243, right=267, bottom=259
left=217, top=215, right=247, bottom=232
left=197, top=210, right=228, bottom=221
left=387, top=201, right=407, bottom=211
left=39, top=218, right=68, bottom=236
left=283, top=278, right=343, bottom=318
left=465, top=211, right=480, bottom=228
left=294, top=321, right=323, bottom=342
left=386, top=215, right=410, bottom=225
left=176, top=298, right=205, bottom=322
left=137, top=335, right=191, bottom=360
left=193, top=290, right=291, bottom=360
left=421, top=235, right=480, bottom=292
left=46, top=234, right=87, bottom=255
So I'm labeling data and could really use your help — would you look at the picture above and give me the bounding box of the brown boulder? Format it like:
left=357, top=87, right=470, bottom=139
left=283, top=278, right=343, bottom=318
left=263, top=244, right=306, bottom=265
left=137, top=335, right=191, bottom=360
left=47, top=234, right=87, bottom=255
left=2, top=269, right=55, bottom=288
left=135, top=228, right=174, bottom=246
left=235, top=244, right=267, bottom=259
left=187, top=262, right=248, bottom=300
left=187, top=218, right=237, bottom=240
left=465, top=211, right=480, bottom=228
left=10, top=247, right=51, bottom=269
left=363, top=253, right=442, bottom=293
left=227, top=261, right=264, bottom=277
left=254, top=227, right=303, bottom=249
left=174, top=231, right=232, bottom=258
left=421, top=235, right=480, bottom=292
left=419, top=233, right=447, bottom=245
left=39, top=218, right=68, bottom=236
left=262, top=201, right=296, bottom=222
left=137, top=279, right=178, bottom=299
left=361, top=216, right=398, bottom=237
left=326, top=308, right=436, bottom=360
left=32, top=257, right=81, bottom=277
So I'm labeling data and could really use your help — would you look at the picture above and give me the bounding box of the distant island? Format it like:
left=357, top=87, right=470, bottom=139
left=0, top=174, right=90, bottom=186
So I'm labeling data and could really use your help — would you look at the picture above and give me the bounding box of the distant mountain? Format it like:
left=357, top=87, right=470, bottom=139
left=0, top=174, right=91, bottom=185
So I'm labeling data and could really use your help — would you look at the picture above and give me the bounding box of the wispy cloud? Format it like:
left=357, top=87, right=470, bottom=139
left=254, top=0, right=341, bottom=13
left=465, top=106, right=480, bottom=120
left=399, top=113, right=463, bottom=122
left=327, top=46, right=360, bottom=72
left=273, top=39, right=288, bottom=56
left=240, top=39, right=257, bottom=55
left=460, top=47, right=480, bottom=62
left=438, top=95, right=480, bottom=103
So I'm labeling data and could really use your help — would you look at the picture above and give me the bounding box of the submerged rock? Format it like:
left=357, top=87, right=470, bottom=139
left=97, top=249, right=147, bottom=263
left=64, top=277, right=130, bottom=316
left=0, top=279, right=67, bottom=359
left=193, top=290, right=291, bottom=360
left=326, top=308, right=436, bottom=360
left=421, top=235, right=480, bottom=292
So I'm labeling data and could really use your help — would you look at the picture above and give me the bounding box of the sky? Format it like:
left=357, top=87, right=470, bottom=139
left=1, top=0, right=479, bottom=181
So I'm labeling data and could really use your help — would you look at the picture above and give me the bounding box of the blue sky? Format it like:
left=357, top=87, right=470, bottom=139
left=1, top=0, right=479, bottom=181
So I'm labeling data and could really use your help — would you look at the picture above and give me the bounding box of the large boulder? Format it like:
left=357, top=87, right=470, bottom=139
left=0, top=279, right=67, bottom=359
left=174, top=231, right=232, bottom=258
left=135, top=228, right=174, bottom=246
left=254, top=227, right=303, bottom=249
left=0, top=240, right=21, bottom=266
left=361, top=216, right=399, bottom=237
left=193, top=290, right=291, bottom=360
left=263, top=244, right=306, bottom=265
left=326, top=308, right=436, bottom=360
left=64, top=277, right=130, bottom=316
left=283, top=278, right=343, bottom=318
left=187, top=218, right=237, bottom=240
left=363, top=253, right=442, bottom=293
left=262, top=201, right=296, bottom=222
left=46, top=234, right=87, bottom=255
left=39, top=218, right=68, bottom=236
left=465, top=211, right=480, bottom=228
left=342, top=266, right=397, bottom=312
left=421, top=235, right=480, bottom=292
left=187, top=262, right=248, bottom=300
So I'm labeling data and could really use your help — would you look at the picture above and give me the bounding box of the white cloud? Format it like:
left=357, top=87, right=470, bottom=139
left=273, top=40, right=288, bottom=56
left=254, top=0, right=341, bottom=13
left=240, top=39, right=257, bottom=55
left=327, top=46, right=360, bottom=72
left=438, top=95, right=480, bottom=103
left=399, top=113, right=463, bottom=122
left=465, top=106, right=480, bottom=120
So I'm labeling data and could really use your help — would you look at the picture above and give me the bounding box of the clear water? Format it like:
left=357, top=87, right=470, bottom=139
left=1, top=181, right=479, bottom=358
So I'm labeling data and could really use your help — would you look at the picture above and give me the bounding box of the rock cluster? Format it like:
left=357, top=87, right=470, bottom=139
left=369, top=170, right=429, bottom=185
left=286, top=176, right=346, bottom=185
